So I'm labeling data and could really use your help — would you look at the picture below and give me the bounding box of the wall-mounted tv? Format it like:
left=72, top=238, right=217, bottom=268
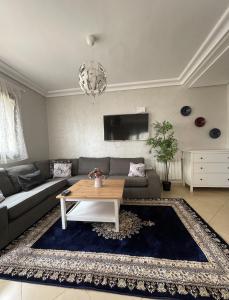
left=104, top=113, right=149, bottom=141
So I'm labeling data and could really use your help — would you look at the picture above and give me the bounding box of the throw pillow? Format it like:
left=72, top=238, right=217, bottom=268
left=50, top=159, right=71, bottom=176
left=0, top=190, right=5, bottom=203
left=53, top=163, right=72, bottom=178
left=18, top=170, right=45, bottom=191
left=128, top=162, right=145, bottom=177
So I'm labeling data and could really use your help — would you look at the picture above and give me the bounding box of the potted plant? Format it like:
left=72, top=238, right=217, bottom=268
left=147, top=121, right=178, bottom=191
left=88, top=168, right=104, bottom=188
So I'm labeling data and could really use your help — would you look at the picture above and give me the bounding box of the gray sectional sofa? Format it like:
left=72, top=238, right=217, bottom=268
left=0, top=157, right=161, bottom=249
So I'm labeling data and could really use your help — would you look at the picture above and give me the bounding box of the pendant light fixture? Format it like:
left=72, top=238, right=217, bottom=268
left=78, top=35, right=107, bottom=97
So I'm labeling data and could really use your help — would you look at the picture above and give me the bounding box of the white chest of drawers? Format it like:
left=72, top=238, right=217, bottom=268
left=183, top=150, right=229, bottom=192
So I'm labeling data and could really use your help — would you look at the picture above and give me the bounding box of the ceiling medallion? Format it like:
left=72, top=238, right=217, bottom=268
left=79, top=61, right=107, bottom=97
left=78, top=35, right=107, bottom=98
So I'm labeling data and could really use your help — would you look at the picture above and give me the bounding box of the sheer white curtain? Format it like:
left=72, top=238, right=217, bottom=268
left=0, top=78, right=28, bottom=163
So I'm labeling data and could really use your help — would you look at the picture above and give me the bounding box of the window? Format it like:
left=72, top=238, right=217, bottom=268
left=0, top=78, right=28, bottom=163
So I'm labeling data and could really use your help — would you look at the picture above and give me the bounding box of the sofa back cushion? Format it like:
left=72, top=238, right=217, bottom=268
left=78, top=157, right=110, bottom=175
left=34, top=160, right=51, bottom=180
left=71, top=159, right=78, bottom=176
left=6, top=164, right=37, bottom=193
left=0, top=168, right=17, bottom=197
left=109, top=157, right=144, bottom=175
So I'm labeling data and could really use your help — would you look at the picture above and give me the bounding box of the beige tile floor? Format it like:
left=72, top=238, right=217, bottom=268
left=0, top=183, right=228, bottom=300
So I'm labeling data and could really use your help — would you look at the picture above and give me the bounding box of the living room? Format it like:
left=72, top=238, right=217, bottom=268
left=0, top=1, right=229, bottom=300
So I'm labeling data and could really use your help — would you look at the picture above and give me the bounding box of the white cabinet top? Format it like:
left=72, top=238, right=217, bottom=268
left=183, top=149, right=229, bottom=153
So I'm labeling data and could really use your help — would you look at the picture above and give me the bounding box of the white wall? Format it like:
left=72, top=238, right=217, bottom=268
left=20, top=88, right=49, bottom=162
left=0, top=85, right=49, bottom=167
left=46, top=85, right=228, bottom=177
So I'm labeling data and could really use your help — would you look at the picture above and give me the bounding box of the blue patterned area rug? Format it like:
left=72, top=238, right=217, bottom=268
left=0, top=199, right=229, bottom=300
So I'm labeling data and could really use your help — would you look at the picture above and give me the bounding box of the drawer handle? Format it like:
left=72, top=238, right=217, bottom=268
left=200, top=178, right=203, bottom=181
left=200, top=157, right=203, bottom=160
left=200, top=167, right=203, bottom=170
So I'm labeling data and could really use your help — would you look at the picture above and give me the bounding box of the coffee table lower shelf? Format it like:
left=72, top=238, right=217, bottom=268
left=60, top=198, right=121, bottom=232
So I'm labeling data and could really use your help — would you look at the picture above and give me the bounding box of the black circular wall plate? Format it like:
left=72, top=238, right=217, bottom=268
left=180, top=106, right=192, bottom=116
left=209, top=128, right=221, bottom=139
left=195, top=117, right=206, bottom=127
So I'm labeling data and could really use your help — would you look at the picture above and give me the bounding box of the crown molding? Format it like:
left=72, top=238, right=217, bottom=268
left=179, top=6, right=229, bottom=87
left=46, top=87, right=83, bottom=97
left=187, top=41, right=229, bottom=88
left=0, top=59, right=46, bottom=96
left=45, top=78, right=181, bottom=98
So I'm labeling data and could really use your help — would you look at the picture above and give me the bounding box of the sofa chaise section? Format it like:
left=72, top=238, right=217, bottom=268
left=0, top=164, right=68, bottom=249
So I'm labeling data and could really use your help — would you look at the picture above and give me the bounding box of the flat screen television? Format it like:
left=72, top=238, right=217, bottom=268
left=104, top=113, right=149, bottom=141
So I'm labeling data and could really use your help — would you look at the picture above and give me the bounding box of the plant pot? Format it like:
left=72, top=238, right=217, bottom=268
left=162, top=181, right=171, bottom=191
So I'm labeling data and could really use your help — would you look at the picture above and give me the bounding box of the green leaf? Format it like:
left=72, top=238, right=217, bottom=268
left=146, top=120, right=178, bottom=180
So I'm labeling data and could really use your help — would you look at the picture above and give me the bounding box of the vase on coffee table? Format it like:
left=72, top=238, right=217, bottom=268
left=94, top=177, right=102, bottom=188
left=88, top=168, right=104, bottom=188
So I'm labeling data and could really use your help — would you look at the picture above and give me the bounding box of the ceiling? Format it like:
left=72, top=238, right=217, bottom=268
left=0, top=0, right=229, bottom=96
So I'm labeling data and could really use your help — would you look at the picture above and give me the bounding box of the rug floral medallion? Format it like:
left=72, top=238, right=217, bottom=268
left=0, top=199, right=229, bottom=300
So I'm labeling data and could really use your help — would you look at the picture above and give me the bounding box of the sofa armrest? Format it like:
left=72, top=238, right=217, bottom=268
left=0, top=206, right=9, bottom=249
left=146, top=169, right=161, bottom=198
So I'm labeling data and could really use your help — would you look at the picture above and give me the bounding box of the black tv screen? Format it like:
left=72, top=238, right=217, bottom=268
left=104, top=113, right=149, bottom=141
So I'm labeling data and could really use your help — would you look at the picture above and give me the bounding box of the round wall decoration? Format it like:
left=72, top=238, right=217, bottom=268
left=180, top=106, right=192, bottom=116
left=195, top=117, right=206, bottom=127
left=209, top=128, right=221, bottom=139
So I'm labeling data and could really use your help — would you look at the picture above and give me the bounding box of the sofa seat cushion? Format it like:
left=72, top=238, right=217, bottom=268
left=0, top=179, right=67, bottom=220
left=108, top=176, right=148, bottom=187
left=109, top=158, right=144, bottom=175
left=67, top=175, right=89, bottom=186
left=6, top=164, right=37, bottom=193
left=78, top=157, right=110, bottom=175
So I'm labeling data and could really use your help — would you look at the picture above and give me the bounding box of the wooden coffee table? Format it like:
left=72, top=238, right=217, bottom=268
left=56, top=179, right=125, bottom=232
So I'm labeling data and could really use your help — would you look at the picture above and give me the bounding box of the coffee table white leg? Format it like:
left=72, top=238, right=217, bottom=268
left=60, top=198, right=67, bottom=229
left=114, top=199, right=120, bottom=232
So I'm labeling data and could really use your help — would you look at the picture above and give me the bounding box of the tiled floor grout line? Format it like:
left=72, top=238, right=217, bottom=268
left=183, top=200, right=213, bottom=224
left=208, top=200, right=227, bottom=224
left=51, top=288, right=66, bottom=300
left=85, top=289, right=91, bottom=300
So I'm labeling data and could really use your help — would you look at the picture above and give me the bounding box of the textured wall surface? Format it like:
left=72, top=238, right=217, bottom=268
left=46, top=85, right=228, bottom=176
left=20, top=88, right=49, bottom=162
left=227, top=84, right=229, bottom=148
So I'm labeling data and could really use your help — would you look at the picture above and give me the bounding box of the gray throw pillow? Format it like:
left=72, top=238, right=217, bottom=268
left=18, top=170, right=45, bottom=191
